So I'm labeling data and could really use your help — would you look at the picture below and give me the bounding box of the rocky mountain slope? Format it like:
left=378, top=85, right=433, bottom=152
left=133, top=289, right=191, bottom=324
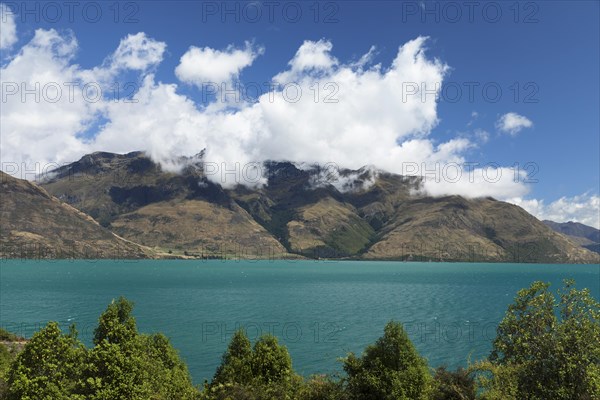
left=36, top=151, right=599, bottom=263
left=544, top=220, right=600, bottom=254
left=0, top=171, right=152, bottom=259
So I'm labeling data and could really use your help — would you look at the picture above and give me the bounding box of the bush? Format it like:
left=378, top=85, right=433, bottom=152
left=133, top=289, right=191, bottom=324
left=299, top=374, right=345, bottom=400
left=3, top=280, right=598, bottom=400
left=6, top=322, right=85, bottom=399
left=0, top=328, right=19, bottom=342
left=343, top=321, right=431, bottom=400
left=431, top=366, right=476, bottom=400
left=205, top=329, right=301, bottom=400
left=0, top=343, right=14, bottom=399
left=485, top=280, right=600, bottom=399
left=6, top=297, right=199, bottom=400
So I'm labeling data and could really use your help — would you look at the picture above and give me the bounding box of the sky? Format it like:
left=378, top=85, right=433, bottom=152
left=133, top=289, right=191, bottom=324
left=0, top=1, right=599, bottom=227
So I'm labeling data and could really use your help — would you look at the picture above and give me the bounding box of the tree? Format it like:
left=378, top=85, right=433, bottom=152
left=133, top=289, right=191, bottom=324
left=206, top=330, right=300, bottom=400
left=487, top=280, right=600, bottom=399
left=212, top=329, right=253, bottom=386
left=0, top=343, right=14, bottom=398
left=81, top=298, right=198, bottom=400
left=343, top=321, right=431, bottom=400
left=555, top=280, right=600, bottom=399
left=251, top=334, right=293, bottom=386
left=431, top=366, right=476, bottom=400
left=141, top=333, right=198, bottom=399
left=299, top=374, right=345, bottom=400
left=93, top=296, right=137, bottom=345
left=6, top=322, right=86, bottom=400
left=5, top=298, right=198, bottom=399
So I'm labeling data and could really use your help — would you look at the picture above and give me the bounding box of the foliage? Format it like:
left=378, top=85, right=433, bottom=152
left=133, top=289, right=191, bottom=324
left=6, top=322, right=86, bottom=400
left=485, top=279, right=600, bottom=399
left=431, top=366, right=476, bottom=400
left=205, top=329, right=301, bottom=400
left=298, top=374, right=346, bottom=400
left=211, top=329, right=253, bottom=386
left=3, top=280, right=599, bottom=399
left=343, top=321, right=432, bottom=400
left=0, top=343, right=12, bottom=378
left=469, top=360, right=520, bottom=400
left=0, top=328, right=20, bottom=342
left=0, top=343, right=14, bottom=398
left=6, top=298, right=198, bottom=400
left=250, top=335, right=293, bottom=386
left=93, top=296, right=137, bottom=345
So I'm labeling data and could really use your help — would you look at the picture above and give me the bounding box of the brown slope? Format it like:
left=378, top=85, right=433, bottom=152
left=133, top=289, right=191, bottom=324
left=364, top=196, right=600, bottom=263
left=0, top=172, right=153, bottom=259
left=109, top=199, right=288, bottom=258
left=41, top=152, right=290, bottom=258
left=41, top=151, right=195, bottom=226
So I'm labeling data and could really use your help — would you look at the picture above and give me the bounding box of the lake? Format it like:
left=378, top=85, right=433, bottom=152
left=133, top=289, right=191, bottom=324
left=1, top=260, right=598, bottom=384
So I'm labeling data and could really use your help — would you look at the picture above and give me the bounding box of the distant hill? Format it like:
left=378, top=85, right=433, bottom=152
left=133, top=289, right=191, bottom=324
left=544, top=220, right=600, bottom=255
left=0, top=171, right=153, bottom=259
left=34, top=151, right=599, bottom=263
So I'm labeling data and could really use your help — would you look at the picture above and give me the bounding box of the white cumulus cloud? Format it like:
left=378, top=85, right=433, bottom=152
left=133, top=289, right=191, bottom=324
left=1, top=30, right=532, bottom=200
left=420, top=165, right=530, bottom=200
left=274, top=39, right=338, bottom=83
left=1, top=29, right=94, bottom=171
left=109, top=32, right=166, bottom=71
left=0, top=3, right=17, bottom=49
left=0, top=29, right=166, bottom=173
left=175, top=42, right=263, bottom=87
left=496, top=112, right=533, bottom=135
left=508, top=194, right=600, bottom=229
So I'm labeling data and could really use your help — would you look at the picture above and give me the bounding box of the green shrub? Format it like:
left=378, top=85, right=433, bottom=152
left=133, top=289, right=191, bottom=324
left=431, top=366, right=476, bottom=400
left=343, top=321, right=431, bottom=400
left=485, top=280, right=600, bottom=399
left=6, top=297, right=199, bottom=400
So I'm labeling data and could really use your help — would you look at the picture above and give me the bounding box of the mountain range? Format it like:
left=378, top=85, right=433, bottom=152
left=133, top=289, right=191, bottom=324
left=543, top=220, right=600, bottom=255
left=1, top=151, right=598, bottom=263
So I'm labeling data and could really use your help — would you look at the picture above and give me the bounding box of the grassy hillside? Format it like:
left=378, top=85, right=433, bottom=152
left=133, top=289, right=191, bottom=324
left=0, top=171, right=153, bottom=259
left=37, top=152, right=600, bottom=263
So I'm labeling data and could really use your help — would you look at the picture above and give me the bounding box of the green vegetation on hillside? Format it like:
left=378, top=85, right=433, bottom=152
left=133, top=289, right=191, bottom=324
left=0, top=328, right=20, bottom=342
left=2, top=280, right=598, bottom=399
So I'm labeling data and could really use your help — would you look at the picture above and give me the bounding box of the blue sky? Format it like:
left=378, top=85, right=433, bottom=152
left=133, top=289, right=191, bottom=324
left=1, top=1, right=599, bottom=226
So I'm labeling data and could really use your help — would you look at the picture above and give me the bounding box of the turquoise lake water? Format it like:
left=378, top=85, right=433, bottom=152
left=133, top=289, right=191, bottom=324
left=0, top=260, right=598, bottom=384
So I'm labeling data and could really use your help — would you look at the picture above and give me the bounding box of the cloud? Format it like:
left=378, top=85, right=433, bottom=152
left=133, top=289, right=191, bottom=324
left=1, top=30, right=530, bottom=200
left=0, top=3, right=17, bottom=49
left=0, top=30, right=165, bottom=173
left=92, top=35, right=462, bottom=189
left=419, top=164, right=529, bottom=200
left=175, top=42, right=263, bottom=87
left=508, top=194, right=600, bottom=229
left=0, top=29, right=94, bottom=171
left=108, top=32, right=166, bottom=71
left=273, top=39, right=338, bottom=83
left=466, top=111, right=478, bottom=127
left=309, top=164, right=379, bottom=193
left=474, top=129, right=490, bottom=143
left=496, top=112, right=533, bottom=135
